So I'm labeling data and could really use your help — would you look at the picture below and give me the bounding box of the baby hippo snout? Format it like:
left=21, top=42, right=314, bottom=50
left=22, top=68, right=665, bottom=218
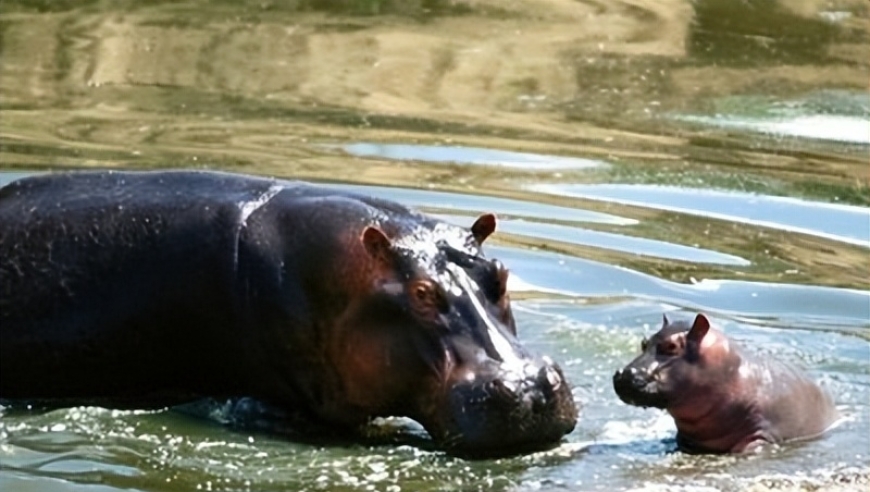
left=612, top=366, right=665, bottom=409
left=613, top=366, right=647, bottom=392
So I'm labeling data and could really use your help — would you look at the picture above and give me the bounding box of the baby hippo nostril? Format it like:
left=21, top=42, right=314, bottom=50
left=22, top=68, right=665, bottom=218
left=613, top=367, right=652, bottom=398
left=613, top=369, right=632, bottom=393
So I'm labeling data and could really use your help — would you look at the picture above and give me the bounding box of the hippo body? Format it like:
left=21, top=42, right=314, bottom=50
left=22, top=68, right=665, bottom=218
left=0, top=170, right=577, bottom=457
left=612, top=314, right=838, bottom=454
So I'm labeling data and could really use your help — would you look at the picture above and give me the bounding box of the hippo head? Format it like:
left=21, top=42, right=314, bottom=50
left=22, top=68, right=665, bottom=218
left=329, top=213, right=577, bottom=457
left=612, top=313, right=738, bottom=411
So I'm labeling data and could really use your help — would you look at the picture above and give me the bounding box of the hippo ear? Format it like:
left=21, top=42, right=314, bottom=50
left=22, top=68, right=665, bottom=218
left=686, top=314, right=711, bottom=345
left=471, top=213, right=497, bottom=244
left=362, top=226, right=394, bottom=265
left=662, top=313, right=670, bottom=328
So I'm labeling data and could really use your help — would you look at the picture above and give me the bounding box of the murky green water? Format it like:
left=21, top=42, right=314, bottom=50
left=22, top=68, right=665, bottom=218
left=1, top=1, right=868, bottom=491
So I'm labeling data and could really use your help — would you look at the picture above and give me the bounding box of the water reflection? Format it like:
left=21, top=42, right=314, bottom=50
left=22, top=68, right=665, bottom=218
left=495, top=245, right=870, bottom=333
left=318, top=181, right=637, bottom=225
left=333, top=142, right=607, bottom=170
left=434, top=213, right=751, bottom=266
left=529, top=183, right=870, bottom=248
left=689, top=0, right=838, bottom=66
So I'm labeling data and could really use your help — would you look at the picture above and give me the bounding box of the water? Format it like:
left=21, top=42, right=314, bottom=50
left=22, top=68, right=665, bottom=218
left=333, top=143, right=608, bottom=170
left=673, top=91, right=870, bottom=145
left=527, top=184, right=870, bottom=248
left=1, top=0, right=869, bottom=491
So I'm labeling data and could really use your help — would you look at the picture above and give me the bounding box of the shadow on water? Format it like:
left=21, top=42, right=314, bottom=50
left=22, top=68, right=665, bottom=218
left=1, top=0, right=869, bottom=490
left=688, top=0, right=840, bottom=66
left=171, top=398, right=438, bottom=451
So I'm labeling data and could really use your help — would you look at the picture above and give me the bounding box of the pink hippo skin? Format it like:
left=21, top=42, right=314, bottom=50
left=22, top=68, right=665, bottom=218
left=612, top=314, right=839, bottom=454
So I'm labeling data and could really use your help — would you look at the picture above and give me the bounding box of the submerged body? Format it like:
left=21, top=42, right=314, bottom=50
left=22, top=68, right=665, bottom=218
left=612, top=314, right=838, bottom=453
left=0, top=170, right=577, bottom=457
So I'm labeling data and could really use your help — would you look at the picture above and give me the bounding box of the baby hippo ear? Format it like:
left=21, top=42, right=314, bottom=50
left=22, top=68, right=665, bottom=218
left=662, top=313, right=670, bottom=328
left=471, top=213, right=497, bottom=244
left=362, top=226, right=394, bottom=266
left=686, top=313, right=711, bottom=346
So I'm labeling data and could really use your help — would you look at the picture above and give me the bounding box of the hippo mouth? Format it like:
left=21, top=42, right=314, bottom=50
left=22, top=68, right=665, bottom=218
left=612, top=367, right=668, bottom=409
left=421, top=362, right=578, bottom=458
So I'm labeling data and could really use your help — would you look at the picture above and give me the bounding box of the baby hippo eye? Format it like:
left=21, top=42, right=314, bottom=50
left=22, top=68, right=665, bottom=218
left=640, top=338, right=650, bottom=352
left=657, top=338, right=682, bottom=356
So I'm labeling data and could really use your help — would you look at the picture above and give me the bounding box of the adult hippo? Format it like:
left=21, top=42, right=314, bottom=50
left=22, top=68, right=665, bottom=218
left=0, top=170, right=577, bottom=457
left=612, top=313, right=838, bottom=454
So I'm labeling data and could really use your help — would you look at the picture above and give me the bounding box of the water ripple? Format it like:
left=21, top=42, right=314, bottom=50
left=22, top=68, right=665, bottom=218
left=528, top=184, right=870, bottom=248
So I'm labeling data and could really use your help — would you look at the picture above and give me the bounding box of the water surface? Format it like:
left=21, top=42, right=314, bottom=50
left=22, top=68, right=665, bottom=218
left=529, top=184, right=870, bottom=248
left=334, top=143, right=608, bottom=170
left=1, top=0, right=868, bottom=491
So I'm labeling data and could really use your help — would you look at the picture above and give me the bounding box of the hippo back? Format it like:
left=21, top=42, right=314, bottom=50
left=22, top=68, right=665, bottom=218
left=1, top=171, right=294, bottom=403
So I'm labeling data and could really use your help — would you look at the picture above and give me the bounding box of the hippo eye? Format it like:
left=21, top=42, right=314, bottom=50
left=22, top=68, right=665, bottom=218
left=412, top=282, right=427, bottom=301
left=658, top=339, right=682, bottom=356
left=409, top=279, right=447, bottom=319
left=640, top=338, right=649, bottom=352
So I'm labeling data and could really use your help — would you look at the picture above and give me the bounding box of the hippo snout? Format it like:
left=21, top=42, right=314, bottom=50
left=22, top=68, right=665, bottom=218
left=431, top=357, right=577, bottom=458
left=520, top=364, right=566, bottom=412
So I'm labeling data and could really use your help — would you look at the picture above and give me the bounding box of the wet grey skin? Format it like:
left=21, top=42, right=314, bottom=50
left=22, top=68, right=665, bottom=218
left=613, top=313, right=839, bottom=454
left=0, top=170, right=577, bottom=458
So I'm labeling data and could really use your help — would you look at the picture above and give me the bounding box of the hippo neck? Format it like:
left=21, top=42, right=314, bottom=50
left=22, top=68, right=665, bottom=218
left=671, top=395, right=771, bottom=453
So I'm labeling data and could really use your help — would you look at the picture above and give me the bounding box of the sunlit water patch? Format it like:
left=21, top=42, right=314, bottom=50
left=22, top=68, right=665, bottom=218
left=496, top=245, right=870, bottom=334
left=528, top=184, right=870, bottom=248
left=674, top=91, right=870, bottom=145
left=331, top=142, right=608, bottom=170
left=434, top=213, right=750, bottom=266
left=0, top=171, right=34, bottom=186
left=676, top=114, right=869, bottom=145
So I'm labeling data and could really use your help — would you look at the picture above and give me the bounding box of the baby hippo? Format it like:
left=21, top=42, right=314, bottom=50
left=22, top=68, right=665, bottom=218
left=613, top=313, right=838, bottom=454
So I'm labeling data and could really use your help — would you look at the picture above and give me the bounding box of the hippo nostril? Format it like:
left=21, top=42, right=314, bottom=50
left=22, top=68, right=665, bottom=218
left=520, top=387, right=547, bottom=413
left=538, top=365, right=562, bottom=391
left=614, top=367, right=639, bottom=382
